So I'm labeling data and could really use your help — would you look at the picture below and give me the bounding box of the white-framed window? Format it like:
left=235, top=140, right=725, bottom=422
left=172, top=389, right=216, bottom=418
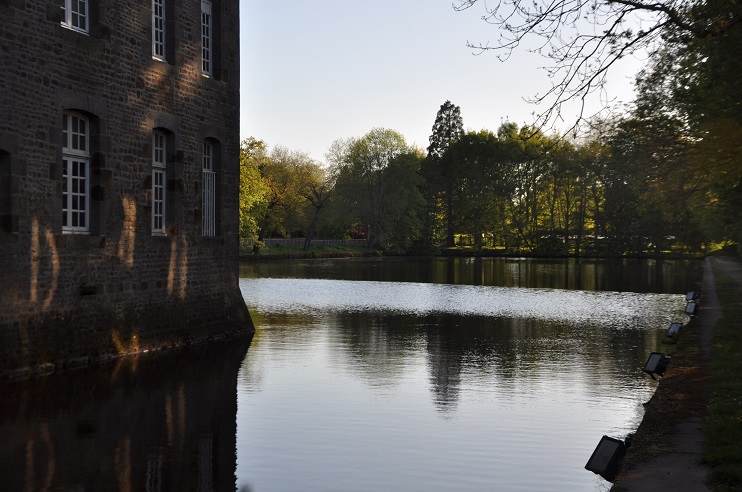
left=62, top=112, right=90, bottom=234
left=61, top=0, right=89, bottom=33
left=152, top=131, right=167, bottom=235
left=201, top=0, right=212, bottom=75
left=202, top=141, right=216, bottom=237
left=152, top=0, right=166, bottom=60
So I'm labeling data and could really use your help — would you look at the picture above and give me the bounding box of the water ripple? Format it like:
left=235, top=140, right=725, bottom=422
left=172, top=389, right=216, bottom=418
left=241, top=278, right=684, bottom=328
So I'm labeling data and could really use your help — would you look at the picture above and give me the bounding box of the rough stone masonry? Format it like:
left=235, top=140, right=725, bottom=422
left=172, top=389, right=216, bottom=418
left=0, top=0, right=253, bottom=380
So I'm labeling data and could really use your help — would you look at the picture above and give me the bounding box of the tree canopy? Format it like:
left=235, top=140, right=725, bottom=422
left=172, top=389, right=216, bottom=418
left=328, top=128, right=425, bottom=251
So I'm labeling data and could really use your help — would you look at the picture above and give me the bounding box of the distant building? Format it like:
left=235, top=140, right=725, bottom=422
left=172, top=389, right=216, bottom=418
left=0, top=0, right=253, bottom=380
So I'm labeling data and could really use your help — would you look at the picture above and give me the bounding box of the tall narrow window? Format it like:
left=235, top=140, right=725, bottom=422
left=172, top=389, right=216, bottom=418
left=152, top=131, right=167, bottom=235
left=202, top=141, right=216, bottom=237
left=201, top=0, right=212, bottom=75
left=61, top=0, right=89, bottom=33
left=152, top=0, right=166, bottom=60
left=62, top=113, right=90, bottom=234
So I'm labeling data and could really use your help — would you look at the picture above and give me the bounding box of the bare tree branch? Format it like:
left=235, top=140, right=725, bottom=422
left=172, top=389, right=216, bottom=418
left=452, top=0, right=738, bottom=137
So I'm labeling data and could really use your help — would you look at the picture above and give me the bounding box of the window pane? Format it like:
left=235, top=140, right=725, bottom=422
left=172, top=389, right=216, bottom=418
left=153, top=0, right=166, bottom=59
left=152, top=167, right=166, bottom=233
left=62, top=113, right=90, bottom=233
left=201, top=1, right=212, bottom=74
left=203, top=142, right=212, bottom=171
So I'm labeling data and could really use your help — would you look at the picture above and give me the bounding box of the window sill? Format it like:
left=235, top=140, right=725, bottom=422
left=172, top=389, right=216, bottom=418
left=60, top=23, right=89, bottom=35
left=151, top=56, right=174, bottom=67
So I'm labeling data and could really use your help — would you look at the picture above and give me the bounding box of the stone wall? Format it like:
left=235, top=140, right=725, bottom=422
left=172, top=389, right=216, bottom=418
left=0, top=0, right=253, bottom=380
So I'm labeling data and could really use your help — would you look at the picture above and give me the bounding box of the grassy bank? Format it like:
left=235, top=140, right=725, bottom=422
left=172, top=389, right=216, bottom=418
left=240, top=244, right=383, bottom=261
left=705, top=261, right=742, bottom=489
left=241, top=244, right=707, bottom=261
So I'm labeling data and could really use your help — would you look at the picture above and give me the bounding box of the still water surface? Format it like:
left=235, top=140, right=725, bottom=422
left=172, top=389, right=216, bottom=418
left=0, top=258, right=701, bottom=491
left=236, top=258, right=701, bottom=491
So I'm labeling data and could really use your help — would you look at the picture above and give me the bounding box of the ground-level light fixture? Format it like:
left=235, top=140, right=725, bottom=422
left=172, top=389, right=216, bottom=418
left=666, top=322, right=683, bottom=337
left=643, top=352, right=671, bottom=379
left=685, top=300, right=698, bottom=316
left=585, top=435, right=627, bottom=482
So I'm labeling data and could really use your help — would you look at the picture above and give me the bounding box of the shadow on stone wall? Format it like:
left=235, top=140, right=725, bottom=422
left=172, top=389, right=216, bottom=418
left=0, top=335, right=252, bottom=491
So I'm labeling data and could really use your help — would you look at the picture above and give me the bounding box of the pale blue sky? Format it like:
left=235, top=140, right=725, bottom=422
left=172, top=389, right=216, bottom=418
left=240, top=1, right=644, bottom=163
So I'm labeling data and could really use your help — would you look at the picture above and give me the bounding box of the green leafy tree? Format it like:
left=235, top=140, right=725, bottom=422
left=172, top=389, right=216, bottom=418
left=259, top=146, right=324, bottom=238
left=633, top=0, right=742, bottom=249
left=601, top=114, right=705, bottom=254
left=538, top=140, right=583, bottom=255
left=330, top=128, right=426, bottom=251
left=239, top=138, right=269, bottom=244
left=445, top=130, right=512, bottom=250
left=300, top=166, right=333, bottom=250
left=501, top=125, right=551, bottom=253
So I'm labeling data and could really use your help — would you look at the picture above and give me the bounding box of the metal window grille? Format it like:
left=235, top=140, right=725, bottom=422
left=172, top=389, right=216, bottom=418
left=152, top=132, right=166, bottom=235
left=202, top=141, right=216, bottom=237
left=145, top=453, right=162, bottom=492
left=152, top=0, right=166, bottom=60
left=201, top=0, right=212, bottom=74
left=62, top=0, right=88, bottom=33
left=62, top=113, right=89, bottom=233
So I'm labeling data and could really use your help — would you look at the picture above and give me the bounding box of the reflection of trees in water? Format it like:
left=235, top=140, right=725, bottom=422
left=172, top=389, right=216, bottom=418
left=332, top=312, right=423, bottom=389
left=422, top=313, right=665, bottom=414
left=423, top=315, right=519, bottom=413
left=243, top=257, right=703, bottom=293
left=238, top=311, right=325, bottom=393
left=240, top=299, right=675, bottom=417
left=425, top=318, right=462, bottom=414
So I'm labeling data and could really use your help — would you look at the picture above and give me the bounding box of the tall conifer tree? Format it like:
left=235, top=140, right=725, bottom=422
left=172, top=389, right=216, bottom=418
left=424, top=101, right=464, bottom=247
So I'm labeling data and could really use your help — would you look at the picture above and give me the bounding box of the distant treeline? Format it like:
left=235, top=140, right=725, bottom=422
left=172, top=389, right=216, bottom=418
left=239, top=107, right=738, bottom=256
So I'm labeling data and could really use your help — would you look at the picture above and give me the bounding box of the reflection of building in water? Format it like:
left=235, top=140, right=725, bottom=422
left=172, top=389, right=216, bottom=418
left=0, top=0, right=251, bottom=380
left=0, top=338, right=250, bottom=491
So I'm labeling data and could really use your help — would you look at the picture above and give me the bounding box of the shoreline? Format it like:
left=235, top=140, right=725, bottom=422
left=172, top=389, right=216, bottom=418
left=240, top=250, right=709, bottom=262
left=611, top=256, right=742, bottom=490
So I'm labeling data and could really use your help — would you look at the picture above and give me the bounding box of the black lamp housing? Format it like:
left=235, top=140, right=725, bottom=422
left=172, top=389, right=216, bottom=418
left=585, top=435, right=627, bottom=482
left=685, top=301, right=698, bottom=316
left=666, top=322, right=682, bottom=337
left=643, top=352, right=671, bottom=378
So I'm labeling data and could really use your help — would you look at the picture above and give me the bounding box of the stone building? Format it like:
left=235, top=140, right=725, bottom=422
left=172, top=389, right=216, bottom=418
left=0, top=0, right=253, bottom=380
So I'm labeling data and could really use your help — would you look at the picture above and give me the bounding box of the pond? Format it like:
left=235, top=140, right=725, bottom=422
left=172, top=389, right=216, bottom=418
left=235, top=257, right=701, bottom=491
left=0, top=257, right=702, bottom=491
